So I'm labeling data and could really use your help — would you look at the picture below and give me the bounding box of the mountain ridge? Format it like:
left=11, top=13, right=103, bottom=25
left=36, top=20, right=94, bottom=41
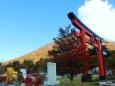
left=3, top=42, right=55, bottom=65
left=3, top=41, right=115, bottom=65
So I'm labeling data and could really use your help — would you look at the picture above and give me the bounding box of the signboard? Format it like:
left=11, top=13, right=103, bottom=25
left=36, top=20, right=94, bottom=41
left=103, top=51, right=107, bottom=55
left=92, top=35, right=96, bottom=45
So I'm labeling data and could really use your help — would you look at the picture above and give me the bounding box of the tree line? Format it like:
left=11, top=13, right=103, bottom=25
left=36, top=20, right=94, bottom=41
left=0, top=58, right=48, bottom=75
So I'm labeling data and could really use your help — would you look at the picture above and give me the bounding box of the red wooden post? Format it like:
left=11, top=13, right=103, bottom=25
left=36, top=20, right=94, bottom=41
left=96, top=40, right=105, bottom=79
left=80, top=29, right=88, bottom=76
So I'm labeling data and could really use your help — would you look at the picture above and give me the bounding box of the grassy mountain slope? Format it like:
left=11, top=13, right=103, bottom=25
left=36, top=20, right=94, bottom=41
left=3, top=41, right=115, bottom=65
left=3, top=42, right=55, bottom=65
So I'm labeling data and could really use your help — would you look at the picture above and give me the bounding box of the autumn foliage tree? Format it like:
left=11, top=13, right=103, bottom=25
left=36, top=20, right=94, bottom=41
left=48, top=26, right=91, bottom=85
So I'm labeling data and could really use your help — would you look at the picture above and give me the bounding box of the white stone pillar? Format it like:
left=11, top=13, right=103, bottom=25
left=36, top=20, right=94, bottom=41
left=20, top=69, right=27, bottom=79
left=44, top=62, right=59, bottom=85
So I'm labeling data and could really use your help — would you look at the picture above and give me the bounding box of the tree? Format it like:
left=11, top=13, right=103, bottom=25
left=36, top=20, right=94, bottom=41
left=88, top=47, right=98, bottom=69
left=88, top=45, right=112, bottom=75
left=48, top=26, right=91, bottom=85
left=22, top=59, right=34, bottom=73
left=32, top=61, right=40, bottom=73
left=12, top=61, right=21, bottom=71
left=6, top=62, right=13, bottom=68
left=88, top=45, right=112, bottom=68
left=107, top=50, right=115, bottom=75
left=0, top=62, right=5, bottom=75
left=37, top=58, right=48, bottom=73
left=107, top=56, right=115, bottom=73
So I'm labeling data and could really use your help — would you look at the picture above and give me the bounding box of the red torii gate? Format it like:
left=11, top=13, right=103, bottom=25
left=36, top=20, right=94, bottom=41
left=68, top=12, right=106, bottom=81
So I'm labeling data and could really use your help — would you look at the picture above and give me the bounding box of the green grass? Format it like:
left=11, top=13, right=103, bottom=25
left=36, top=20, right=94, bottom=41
left=107, top=75, right=115, bottom=80
left=57, top=75, right=99, bottom=86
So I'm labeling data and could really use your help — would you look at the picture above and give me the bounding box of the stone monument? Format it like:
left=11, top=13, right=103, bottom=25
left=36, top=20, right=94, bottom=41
left=44, top=62, right=59, bottom=85
left=20, top=69, right=27, bottom=79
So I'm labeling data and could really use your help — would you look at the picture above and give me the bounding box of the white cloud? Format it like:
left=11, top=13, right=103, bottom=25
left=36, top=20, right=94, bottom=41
left=77, top=0, right=115, bottom=42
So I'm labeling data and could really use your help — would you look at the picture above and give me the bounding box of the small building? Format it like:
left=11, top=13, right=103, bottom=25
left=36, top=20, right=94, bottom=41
left=12, top=71, right=18, bottom=79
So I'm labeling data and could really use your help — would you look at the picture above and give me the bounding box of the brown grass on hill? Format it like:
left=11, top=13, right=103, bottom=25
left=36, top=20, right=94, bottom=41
left=3, top=41, right=115, bottom=65
left=3, top=42, right=55, bottom=65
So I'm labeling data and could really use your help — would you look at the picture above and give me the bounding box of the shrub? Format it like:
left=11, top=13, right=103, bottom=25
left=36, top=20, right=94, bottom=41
left=107, top=75, right=115, bottom=80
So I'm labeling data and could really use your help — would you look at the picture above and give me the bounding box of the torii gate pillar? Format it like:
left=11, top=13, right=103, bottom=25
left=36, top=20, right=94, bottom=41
left=68, top=12, right=106, bottom=81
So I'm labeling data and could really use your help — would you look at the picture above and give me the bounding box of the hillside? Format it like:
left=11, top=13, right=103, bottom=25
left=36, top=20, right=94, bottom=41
left=3, top=42, right=55, bottom=65
left=3, top=40, right=115, bottom=65
left=102, top=41, right=115, bottom=50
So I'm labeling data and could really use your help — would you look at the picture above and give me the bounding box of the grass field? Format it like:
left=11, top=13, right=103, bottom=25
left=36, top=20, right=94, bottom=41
left=58, top=75, right=99, bottom=86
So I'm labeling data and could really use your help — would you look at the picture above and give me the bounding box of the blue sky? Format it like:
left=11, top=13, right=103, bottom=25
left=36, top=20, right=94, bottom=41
left=0, top=0, right=115, bottom=62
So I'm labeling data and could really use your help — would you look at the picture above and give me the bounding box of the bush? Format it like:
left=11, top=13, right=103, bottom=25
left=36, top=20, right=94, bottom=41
left=34, top=76, right=43, bottom=86
left=0, top=76, right=6, bottom=83
left=107, top=75, right=115, bottom=80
